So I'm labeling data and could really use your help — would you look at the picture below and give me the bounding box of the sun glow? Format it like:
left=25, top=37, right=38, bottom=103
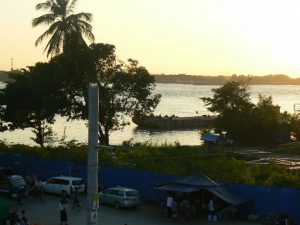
left=1, top=0, right=300, bottom=77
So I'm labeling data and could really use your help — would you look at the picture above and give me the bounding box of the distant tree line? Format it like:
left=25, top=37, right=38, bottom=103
left=154, top=74, right=300, bottom=85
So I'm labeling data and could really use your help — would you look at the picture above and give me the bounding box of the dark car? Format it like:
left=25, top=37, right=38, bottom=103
left=0, top=175, right=27, bottom=201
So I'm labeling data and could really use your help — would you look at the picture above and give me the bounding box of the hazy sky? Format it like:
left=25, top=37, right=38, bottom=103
left=1, top=0, right=300, bottom=77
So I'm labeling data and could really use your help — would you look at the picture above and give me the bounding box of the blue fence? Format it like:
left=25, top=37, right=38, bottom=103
left=0, top=153, right=299, bottom=223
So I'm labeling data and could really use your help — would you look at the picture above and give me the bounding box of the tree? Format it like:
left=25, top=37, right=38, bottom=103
left=32, top=0, right=94, bottom=57
left=288, top=113, right=300, bottom=140
left=201, top=81, right=292, bottom=145
left=251, top=95, right=283, bottom=144
left=201, top=80, right=255, bottom=144
left=88, top=44, right=161, bottom=145
left=51, top=43, right=161, bottom=145
left=0, top=63, right=63, bottom=146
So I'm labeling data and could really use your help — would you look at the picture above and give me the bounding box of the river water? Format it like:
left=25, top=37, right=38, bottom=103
left=1, top=82, right=300, bottom=146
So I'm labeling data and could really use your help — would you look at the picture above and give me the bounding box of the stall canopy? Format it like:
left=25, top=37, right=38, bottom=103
left=206, top=185, right=248, bottom=206
left=157, top=173, right=249, bottom=206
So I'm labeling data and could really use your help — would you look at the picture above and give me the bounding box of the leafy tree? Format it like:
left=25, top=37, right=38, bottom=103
left=32, top=0, right=94, bottom=57
left=46, top=43, right=161, bottom=145
left=201, top=81, right=255, bottom=144
left=201, top=81, right=290, bottom=145
left=0, top=63, right=63, bottom=146
left=288, top=113, right=300, bottom=140
left=251, top=95, right=284, bottom=144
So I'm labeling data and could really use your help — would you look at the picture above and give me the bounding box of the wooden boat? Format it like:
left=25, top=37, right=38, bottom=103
left=132, top=114, right=216, bottom=129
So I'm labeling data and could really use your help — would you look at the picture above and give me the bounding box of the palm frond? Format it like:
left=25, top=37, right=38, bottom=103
left=68, top=0, right=78, bottom=14
left=33, top=0, right=94, bottom=56
left=32, top=14, right=56, bottom=27
left=36, top=0, right=54, bottom=10
left=74, top=20, right=94, bottom=42
left=45, top=30, right=65, bottom=56
left=35, top=21, right=61, bottom=46
left=70, top=12, right=93, bottom=22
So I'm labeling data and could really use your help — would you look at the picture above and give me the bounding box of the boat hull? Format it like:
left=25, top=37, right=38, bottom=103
left=132, top=115, right=216, bottom=129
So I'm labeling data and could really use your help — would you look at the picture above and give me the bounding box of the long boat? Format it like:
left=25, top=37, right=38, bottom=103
left=132, top=114, right=216, bottom=129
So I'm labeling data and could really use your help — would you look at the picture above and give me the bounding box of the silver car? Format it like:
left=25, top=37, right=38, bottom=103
left=99, top=187, right=142, bottom=209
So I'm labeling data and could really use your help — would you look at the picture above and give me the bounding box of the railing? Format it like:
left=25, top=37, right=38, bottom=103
left=294, top=103, right=300, bottom=111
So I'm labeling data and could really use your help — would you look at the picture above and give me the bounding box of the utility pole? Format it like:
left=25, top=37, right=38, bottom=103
left=10, top=58, right=14, bottom=71
left=87, top=84, right=99, bottom=225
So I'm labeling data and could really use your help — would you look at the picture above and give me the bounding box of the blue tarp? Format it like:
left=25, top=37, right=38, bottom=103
left=202, top=134, right=220, bottom=142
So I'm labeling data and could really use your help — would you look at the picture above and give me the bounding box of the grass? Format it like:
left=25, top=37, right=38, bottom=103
left=0, top=141, right=300, bottom=188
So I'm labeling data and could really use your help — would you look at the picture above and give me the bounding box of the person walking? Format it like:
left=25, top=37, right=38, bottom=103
left=59, top=199, right=68, bottom=225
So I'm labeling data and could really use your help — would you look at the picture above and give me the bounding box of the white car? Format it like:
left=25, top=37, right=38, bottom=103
left=100, top=187, right=142, bottom=209
left=42, top=176, right=85, bottom=195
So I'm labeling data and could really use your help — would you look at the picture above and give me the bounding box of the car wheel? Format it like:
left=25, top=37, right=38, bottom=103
left=114, top=202, right=120, bottom=210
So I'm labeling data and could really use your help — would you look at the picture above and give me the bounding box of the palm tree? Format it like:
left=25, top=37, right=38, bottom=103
left=32, top=0, right=95, bottom=57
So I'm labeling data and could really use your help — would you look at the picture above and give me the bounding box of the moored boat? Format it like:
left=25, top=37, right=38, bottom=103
left=132, top=114, right=216, bottom=129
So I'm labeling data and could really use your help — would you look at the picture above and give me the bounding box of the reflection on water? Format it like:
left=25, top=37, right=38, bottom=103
left=1, top=83, right=300, bottom=146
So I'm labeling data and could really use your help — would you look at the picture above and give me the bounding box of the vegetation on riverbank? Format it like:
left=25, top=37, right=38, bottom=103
left=1, top=141, right=299, bottom=188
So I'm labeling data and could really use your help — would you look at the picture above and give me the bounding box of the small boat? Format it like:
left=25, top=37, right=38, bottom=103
left=132, top=114, right=216, bottom=129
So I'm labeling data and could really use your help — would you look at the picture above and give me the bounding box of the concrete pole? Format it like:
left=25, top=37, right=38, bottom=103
left=87, top=84, right=99, bottom=225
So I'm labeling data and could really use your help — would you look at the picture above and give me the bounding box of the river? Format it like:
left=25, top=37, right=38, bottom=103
left=1, top=82, right=300, bottom=146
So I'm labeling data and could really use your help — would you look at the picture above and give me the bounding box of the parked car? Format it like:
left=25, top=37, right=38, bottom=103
left=42, top=176, right=85, bottom=196
left=99, top=187, right=142, bottom=209
left=0, top=175, right=27, bottom=201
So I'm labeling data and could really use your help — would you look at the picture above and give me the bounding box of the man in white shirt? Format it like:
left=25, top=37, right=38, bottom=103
left=166, top=194, right=174, bottom=218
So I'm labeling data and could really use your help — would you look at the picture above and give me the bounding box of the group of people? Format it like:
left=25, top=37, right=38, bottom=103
left=25, top=173, right=43, bottom=199
left=8, top=209, right=30, bottom=225
left=165, top=193, right=217, bottom=222
left=165, top=194, right=193, bottom=221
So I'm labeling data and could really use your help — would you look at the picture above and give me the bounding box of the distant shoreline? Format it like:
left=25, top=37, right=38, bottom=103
left=2, top=71, right=300, bottom=85
left=154, top=74, right=300, bottom=85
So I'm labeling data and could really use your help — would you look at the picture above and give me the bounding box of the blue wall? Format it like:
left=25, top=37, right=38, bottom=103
left=0, top=153, right=299, bottom=223
left=228, top=183, right=300, bottom=223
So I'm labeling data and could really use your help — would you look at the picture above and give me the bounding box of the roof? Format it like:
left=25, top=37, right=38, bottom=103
left=157, top=184, right=199, bottom=193
left=206, top=185, right=248, bottom=206
left=52, top=176, right=83, bottom=181
left=109, top=187, right=138, bottom=192
left=156, top=173, right=249, bottom=206
left=174, top=173, right=218, bottom=187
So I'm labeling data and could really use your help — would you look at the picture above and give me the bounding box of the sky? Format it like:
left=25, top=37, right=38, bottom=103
left=1, top=0, right=300, bottom=77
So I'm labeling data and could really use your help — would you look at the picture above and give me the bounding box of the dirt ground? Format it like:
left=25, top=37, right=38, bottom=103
left=17, top=195, right=261, bottom=225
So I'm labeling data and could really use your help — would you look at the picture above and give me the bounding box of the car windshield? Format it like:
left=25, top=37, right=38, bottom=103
left=72, top=180, right=83, bottom=185
left=9, top=177, right=26, bottom=187
left=126, top=191, right=139, bottom=197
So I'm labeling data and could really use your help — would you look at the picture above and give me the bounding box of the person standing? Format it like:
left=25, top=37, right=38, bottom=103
left=166, top=193, right=174, bottom=218
left=72, top=187, right=81, bottom=210
left=208, top=199, right=215, bottom=215
left=18, top=210, right=30, bottom=225
left=59, top=199, right=68, bottom=225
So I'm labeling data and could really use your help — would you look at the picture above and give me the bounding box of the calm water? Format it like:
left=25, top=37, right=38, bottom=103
left=1, top=82, right=300, bottom=146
